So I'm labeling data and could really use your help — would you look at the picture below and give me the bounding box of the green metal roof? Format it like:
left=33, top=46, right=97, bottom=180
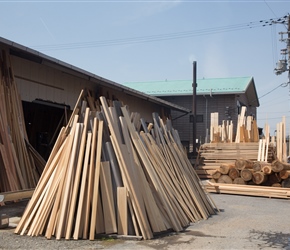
left=122, top=76, right=254, bottom=96
left=123, top=76, right=260, bottom=107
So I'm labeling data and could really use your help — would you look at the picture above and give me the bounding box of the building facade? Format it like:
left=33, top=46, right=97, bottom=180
left=122, top=77, right=259, bottom=152
left=0, top=37, right=190, bottom=159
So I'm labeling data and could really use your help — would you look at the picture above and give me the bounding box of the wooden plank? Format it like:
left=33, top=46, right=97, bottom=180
left=27, top=163, right=64, bottom=236
left=44, top=136, right=74, bottom=239
left=82, top=117, right=98, bottom=239
left=66, top=107, right=90, bottom=240
left=119, top=114, right=168, bottom=232
left=15, top=125, right=70, bottom=235
left=89, top=120, right=103, bottom=240
left=206, top=181, right=290, bottom=199
left=100, top=96, right=153, bottom=240
left=0, top=188, right=34, bottom=202
left=95, top=191, right=105, bottom=234
left=73, top=132, right=92, bottom=239
left=117, top=187, right=128, bottom=235
left=100, top=161, right=117, bottom=234
left=55, top=121, right=81, bottom=240
left=140, top=132, right=193, bottom=226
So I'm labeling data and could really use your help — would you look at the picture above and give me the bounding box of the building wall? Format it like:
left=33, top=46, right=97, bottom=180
left=12, top=55, right=93, bottom=109
left=7, top=51, right=169, bottom=124
left=161, top=93, right=257, bottom=151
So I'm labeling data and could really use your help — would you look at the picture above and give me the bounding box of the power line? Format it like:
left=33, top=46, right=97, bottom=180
left=258, top=83, right=284, bottom=99
left=263, top=0, right=278, bottom=18
left=31, top=17, right=280, bottom=51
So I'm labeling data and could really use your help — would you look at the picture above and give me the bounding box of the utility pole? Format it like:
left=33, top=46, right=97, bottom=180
left=288, top=14, right=290, bottom=85
left=274, top=14, right=290, bottom=86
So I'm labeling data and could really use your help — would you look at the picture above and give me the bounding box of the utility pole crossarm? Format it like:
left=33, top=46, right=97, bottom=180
left=274, top=14, right=290, bottom=86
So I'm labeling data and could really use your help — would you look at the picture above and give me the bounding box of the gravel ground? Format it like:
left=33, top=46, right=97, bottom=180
left=1, top=193, right=290, bottom=250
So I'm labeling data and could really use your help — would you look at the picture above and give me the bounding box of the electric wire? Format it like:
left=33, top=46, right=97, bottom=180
left=263, top=0, right=277, bottom=18
left=31, top=17, right=282, bottom=51
left=258, top=83, right=283, bottom=99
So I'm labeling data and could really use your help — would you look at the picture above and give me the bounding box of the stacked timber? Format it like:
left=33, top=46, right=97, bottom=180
left=210, top=107, right=259, bottom=143
left=15, top=90, right=217, bottom=240
left=0, top=50, right=45, bottom=193
left=196, top=107, right=274, bottom=179
left=205, top=158, right=290, bottom=199
left=206, top=182, right=290, bottom=199
left=208, top=159, right=290, bottom=188
left=196, top=142, right=274, bottom=178
left=275, top=116, right=288, bottom=162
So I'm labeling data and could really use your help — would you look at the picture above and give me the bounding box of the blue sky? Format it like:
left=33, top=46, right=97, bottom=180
left=1, top=0, right=290, bottom=134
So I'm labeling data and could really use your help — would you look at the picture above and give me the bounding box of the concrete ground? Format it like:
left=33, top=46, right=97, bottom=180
left=1, top=193, right=290, bottom=250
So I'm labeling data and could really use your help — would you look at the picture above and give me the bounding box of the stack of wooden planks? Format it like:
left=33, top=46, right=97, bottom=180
left=0, top=50, right=45, bottom=193
left=274, top=116, right=288, bottom=162
left=195, top=142, right=274, bottom=179
left=197, top=106, right=274, bottom=179
left=205, top=181, right=290, bottom=199
left=210, top=107, right=259, bottom=143
left=15, top=90, right=217, bottom=240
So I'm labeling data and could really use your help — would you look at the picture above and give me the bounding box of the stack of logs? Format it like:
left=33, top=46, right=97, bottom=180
left=0, top=50, right=45, bottom=193
left=15, top=90, right=217, bottom=240
left=210, top=159, right=290, bottom=187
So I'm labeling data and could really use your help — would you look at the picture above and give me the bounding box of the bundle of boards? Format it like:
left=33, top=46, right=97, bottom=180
left=0, top=50, right=45, bottom=193
left=15, top=90, right=217, bottom=240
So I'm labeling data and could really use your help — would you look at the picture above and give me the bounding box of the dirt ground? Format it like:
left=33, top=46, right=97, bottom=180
left=1, top=193, right=290, bottom=250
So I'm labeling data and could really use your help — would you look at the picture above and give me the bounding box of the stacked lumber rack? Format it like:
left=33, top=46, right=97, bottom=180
left=206, top=182, right=290, bottom=199
left=195, top=142, right=274, bottom=179
left=15, top=89, right=217, bottom=240
left=0, top=50, right=45, bottom=193
left=196, top=106, right=275, bottom=179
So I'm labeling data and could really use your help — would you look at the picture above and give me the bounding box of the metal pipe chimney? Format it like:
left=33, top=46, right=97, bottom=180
left=192, top=61, right=197, bottom=156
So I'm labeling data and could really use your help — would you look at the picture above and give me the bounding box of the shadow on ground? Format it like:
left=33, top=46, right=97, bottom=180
left=249, top=229, right=290, bottom=249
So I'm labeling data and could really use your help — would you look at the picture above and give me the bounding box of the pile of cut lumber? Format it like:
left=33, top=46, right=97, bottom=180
left=210, top=107, right=259, bottom=143
left=206, top=182, right=290, bottom=199
left=15, top=90, right=217, bottom=240
left=274, top=116, right=288, bottom=162
left=208, top=159, right=290, bottom=187
left=196, top=142, right=274, bottom=179
left=0, top=50, right=45, bottom=193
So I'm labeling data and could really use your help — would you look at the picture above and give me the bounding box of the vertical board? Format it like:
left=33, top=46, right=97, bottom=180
left=117, top=187, right=128, bottom=235
left=100, top=161, right=117, bottom=234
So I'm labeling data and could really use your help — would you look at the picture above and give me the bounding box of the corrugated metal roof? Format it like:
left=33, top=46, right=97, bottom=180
left=123, top=77, right=254, bottom=96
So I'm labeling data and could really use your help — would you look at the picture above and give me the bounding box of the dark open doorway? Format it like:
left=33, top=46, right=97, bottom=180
left=22, top=99, right=70, bottom=160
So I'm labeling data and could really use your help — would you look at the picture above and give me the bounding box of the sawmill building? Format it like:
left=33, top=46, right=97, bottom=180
left=122, top=77, right=260, bottom=152
left=0, top=37, right=190, bottom=160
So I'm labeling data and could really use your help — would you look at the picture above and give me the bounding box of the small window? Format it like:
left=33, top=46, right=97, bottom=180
left=189, top=114, right=203, bottom=123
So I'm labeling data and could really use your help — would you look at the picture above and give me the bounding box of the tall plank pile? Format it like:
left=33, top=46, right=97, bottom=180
left=196, top=106, right=275, bottom=179
left=210, top=107, right=259, bottom=143
left=15, top=90, right=217, bottom=240
left=0, top=50, right=45, bottom=193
